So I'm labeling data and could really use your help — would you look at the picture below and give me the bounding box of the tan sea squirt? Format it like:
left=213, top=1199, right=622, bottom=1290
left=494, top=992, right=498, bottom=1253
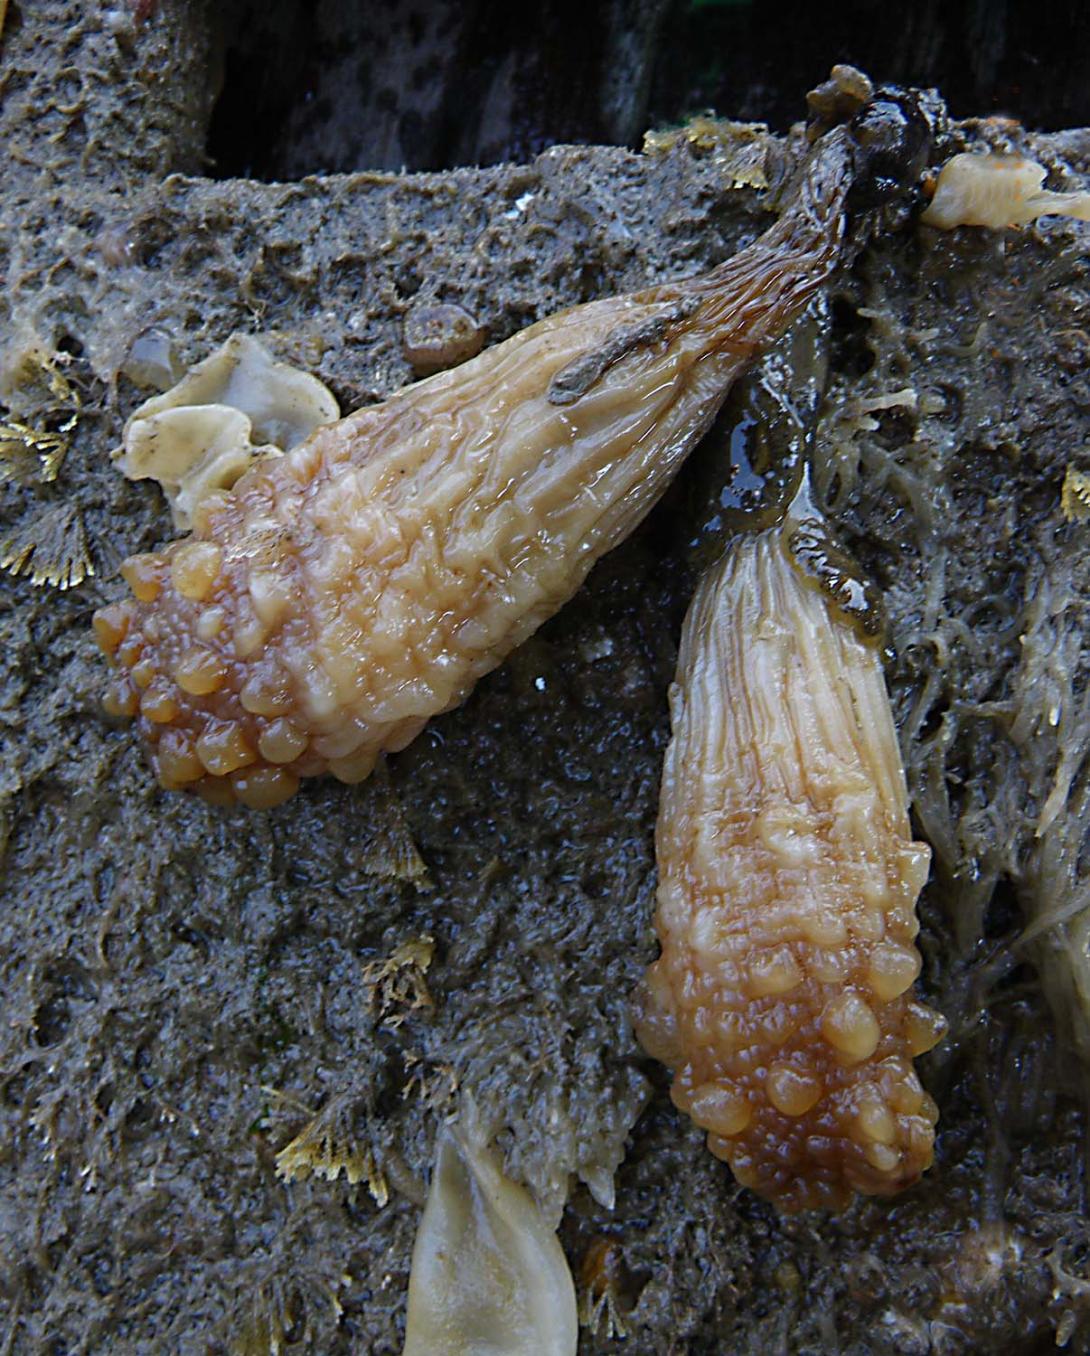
left=94, top=126, right=859, bottom=808
left=635, top=486, right=946, bottom=1211
left=921, top=151, right=1090, bottom=230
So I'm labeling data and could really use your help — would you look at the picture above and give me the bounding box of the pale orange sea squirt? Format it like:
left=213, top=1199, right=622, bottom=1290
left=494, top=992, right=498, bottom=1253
left=95, top=125, right=867, bottom=807
left=635, top=487, right=946, bottom=1211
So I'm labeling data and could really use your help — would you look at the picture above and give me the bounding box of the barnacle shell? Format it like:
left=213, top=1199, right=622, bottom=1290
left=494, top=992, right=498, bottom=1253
left=402, top=302, right=485, bottom=375
left=921, top=152, right=1090, bottom=230
left=114, top=333, right=339, bottom=530
left=402, top=1115, right=577, bottom=1356
left=95, top=128, right=857, bottom=807
left=635, top=492, right=945, bottom=1211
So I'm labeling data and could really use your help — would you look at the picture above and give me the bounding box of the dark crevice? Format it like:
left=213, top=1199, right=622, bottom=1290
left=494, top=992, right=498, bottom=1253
left=650, top=0, right=1090, bottom=136
left=206, top=0, right=1090, bottom=182
left=207, top=0, right=671, bottom=179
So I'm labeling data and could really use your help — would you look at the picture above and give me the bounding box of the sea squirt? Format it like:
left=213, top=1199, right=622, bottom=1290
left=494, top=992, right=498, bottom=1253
left=95, top=125, right=860, bottom=808
left=635, top=483, right=946, bottom=1211
left=402, top=1110, right=578, bottom=1356
left=921, top=151, right=1090, bottom=230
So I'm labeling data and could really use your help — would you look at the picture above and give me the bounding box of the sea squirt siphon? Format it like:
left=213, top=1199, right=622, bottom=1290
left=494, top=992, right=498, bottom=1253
left=95, top=126, right=860, bottom=808
left=635, top=484, right=946, bottom=1212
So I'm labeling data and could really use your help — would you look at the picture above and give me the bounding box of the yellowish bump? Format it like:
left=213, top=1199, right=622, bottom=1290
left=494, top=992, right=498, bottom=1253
left=102, top=678, right=138, bottom=717
left=196, top=606, right=226, bottom=641
left=898, top=843, right=932, bottom=899
left=854, top=1098, right=896, bottom=1146
left=725, top=1154, right=761, bottom=1190
left=867, top=942, right=921, bottom=1001
left=886, top=904, right=921, bottom=942
left=116, top=637, right=142, bottom=669
left=766, top=1063, right=822, bottom=1117
left=233, top=616, right=267, bottom=658
left=195, top=722, right=256, bottom=776
left=685, top=1080, right=752, bottom=1137
left=257, top=719, right=308, bottom=765
left=120, top=553, right=162, bottom=602
left=297, top=659, right=340, bottom=722
left=312, top=724, right=367, bottom=760
left=190, top=490, right=233, bottom=537
left=232, top=765, right=300, bottom=809
left=887, top=1068, right=925, bottom=1115
left=856, top=871, right=890, bottom=912
left=863, top=1142, right=900, bottom=1174
left=757, top=1004, right=799, bottom=1048
left=821, top=991, right=881, bottom=1063
left=852, top=909, right=885, bottom=942
left=239, top=668, right=291, bottom=716
left=170, top=540, right=222, bottom=600
left=328, top=744, right=378, bottom=784
left=713, top=1010, right=746, bottom=1051
left=140, top=683, right=180, bottom=724
left=756, top=806, right=820, bottom=865
left=809, top=947, right=849, bottom=983
left=130, top=659, right=156, bottom=690
left=174, top=647, right=227, bottom=696
left=156, top=731, right=204, bottom=788
left=904, top=1002, right=947, bottom=1056
left=920, top=1093, right=939, bottom=1125
left=249, top=567, right=295, bottom=628
left=747, top=946, right=802, bottom=997
left=92, top=603, right=130, bottom=655
left=801, top=911, right=849, bottom=947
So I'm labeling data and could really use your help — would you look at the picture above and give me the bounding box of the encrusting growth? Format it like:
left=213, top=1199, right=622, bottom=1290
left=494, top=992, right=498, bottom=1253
left=635, top=486, right=946, bottom=1211
left=94, top=125, right=859, bottom=807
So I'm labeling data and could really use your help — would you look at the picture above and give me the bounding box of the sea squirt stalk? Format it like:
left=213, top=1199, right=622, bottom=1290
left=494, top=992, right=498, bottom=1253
left=635, top=487, right=946, bottom=1211
left=95, top=126, right=859, bottom=808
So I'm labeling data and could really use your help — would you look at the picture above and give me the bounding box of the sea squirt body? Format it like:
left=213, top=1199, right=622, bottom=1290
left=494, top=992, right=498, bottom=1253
left=635, top=499, right=946, bottom=1211
left=95, top=128, right=857, bottom=807
left=921, top=151, right=1090, bottom=230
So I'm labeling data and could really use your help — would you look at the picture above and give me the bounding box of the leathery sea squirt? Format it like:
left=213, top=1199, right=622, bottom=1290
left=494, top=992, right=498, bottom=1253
left=94, top=123, right=862, bottom=807
left=635, top=483, right=946, bottom=1211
